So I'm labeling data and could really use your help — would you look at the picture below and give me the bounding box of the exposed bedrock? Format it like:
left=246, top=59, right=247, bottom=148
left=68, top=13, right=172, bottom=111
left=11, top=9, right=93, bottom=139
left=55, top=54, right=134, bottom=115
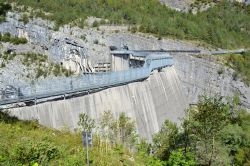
left=8, top=67, right=187, bottom=140
left=173, top=54, right=250, bottom=111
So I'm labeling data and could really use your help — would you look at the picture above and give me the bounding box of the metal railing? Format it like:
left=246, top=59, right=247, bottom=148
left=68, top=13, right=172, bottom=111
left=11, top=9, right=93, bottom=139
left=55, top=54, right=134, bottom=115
left=0, top=54, right=173, bottom=105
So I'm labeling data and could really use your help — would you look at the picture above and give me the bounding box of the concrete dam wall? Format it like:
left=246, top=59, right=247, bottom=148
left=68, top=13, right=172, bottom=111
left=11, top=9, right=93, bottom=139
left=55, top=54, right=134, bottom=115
left=8, top=66, right=187, bottom=140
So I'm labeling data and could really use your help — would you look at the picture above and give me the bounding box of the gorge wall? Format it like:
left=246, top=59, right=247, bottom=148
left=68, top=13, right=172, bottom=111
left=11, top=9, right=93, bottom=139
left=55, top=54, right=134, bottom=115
left=173, top=54, right=250, bottom=110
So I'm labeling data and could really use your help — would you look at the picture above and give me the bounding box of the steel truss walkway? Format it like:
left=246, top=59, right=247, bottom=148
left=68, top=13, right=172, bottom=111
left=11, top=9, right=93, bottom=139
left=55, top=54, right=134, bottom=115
left=0, top=53, right=173, bottom=106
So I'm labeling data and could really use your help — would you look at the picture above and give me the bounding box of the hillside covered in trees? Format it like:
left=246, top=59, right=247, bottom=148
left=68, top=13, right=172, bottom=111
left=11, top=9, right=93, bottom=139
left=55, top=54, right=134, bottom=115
left=0, top=0, right=250, bottom=49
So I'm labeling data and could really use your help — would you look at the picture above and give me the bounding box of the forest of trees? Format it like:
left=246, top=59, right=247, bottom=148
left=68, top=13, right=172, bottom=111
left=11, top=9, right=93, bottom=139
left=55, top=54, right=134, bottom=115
left=0, top=0, right=249, bottom=49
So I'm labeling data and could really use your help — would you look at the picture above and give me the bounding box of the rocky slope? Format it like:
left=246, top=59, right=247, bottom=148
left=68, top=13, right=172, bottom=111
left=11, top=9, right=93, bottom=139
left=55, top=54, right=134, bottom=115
left=0, top=12, right=208, bottom=89
left=159, top=0, right=195, bottom=11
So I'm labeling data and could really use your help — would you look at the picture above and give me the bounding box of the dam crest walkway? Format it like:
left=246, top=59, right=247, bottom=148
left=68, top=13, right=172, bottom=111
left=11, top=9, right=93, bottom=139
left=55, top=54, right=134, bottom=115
left=0, top=53, right=173, bottom=106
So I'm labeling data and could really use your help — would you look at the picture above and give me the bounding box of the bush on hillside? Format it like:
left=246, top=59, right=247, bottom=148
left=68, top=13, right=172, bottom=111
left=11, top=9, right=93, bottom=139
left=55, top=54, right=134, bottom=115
left=0, top=33, right=28, bottom=45
left=0, top=2, right=11, bottom=22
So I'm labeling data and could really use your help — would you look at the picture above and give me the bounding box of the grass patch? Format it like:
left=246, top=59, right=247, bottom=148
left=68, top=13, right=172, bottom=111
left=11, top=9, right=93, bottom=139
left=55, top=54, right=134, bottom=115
left=21, top=52, right=74, bottom=79
left=0, top=52, right=74, bottom=78
left=19, top=13, right=29, bottom=24
left=0, top=33, right=28, bottom=45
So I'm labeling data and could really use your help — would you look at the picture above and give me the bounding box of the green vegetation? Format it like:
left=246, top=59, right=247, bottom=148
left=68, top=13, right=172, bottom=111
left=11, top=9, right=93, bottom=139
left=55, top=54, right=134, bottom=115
left=216, top=51, right=250, bottom=85
left=0, top=51, right=17, bottom=68
left=19, top=13, right=29, bottom=24
left=0, top=33, right=28, bottom=45
left=226, top=52, right=250, bottom=85
left=217, top=67, right=224, bottom=75
left=0, top=52, right=74, bottom=78
left=190, top=0, right=215, bottom=9
left=2, top=0, right=250, bottom=48
left=21, top=53, right=74, bottom=79
left=0, top=51, right=16, bottom=61
left=0, top=94, right=249, bottom=165
left=0, top=110, right=161, bottom=165
left=0, top=2, right=11, bottom=22
left=92, top=20, right=100, bottom=28
left=152, top=95, right=250, bottom=165
left=78, top=113, right=95, bottom=132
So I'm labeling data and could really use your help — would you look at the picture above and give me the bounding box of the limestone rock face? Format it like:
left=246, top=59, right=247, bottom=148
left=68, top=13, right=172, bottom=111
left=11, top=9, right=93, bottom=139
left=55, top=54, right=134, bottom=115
left=9, top=67, right=187, bottom=141
left=159, top=0, right=195, bottom=11
left=173, top=54, right=250, bottom=111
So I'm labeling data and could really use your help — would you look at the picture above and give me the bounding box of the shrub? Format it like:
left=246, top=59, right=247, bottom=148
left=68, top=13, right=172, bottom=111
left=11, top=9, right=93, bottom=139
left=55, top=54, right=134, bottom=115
left=232, top=72, right=238, bottom=81
left=92, top=20, right=99, bottom=28
left=11, top=140, right=59, bottom=164
left=93, top=39, right=99, bottom=44
left=168, top=149, right=196, bottom=166
left=100, top=19, right=106, bottom=24
left=130, top=26, right=137, bottom=33
left=52, top=64, right=61, bottom=76
left=224, top=52, right=250, bottom=85
left=1, top=62, right=6, bottom=68
left=62, top=68, right=74, bottom=77
left=217, top=67, right=224, bottom=75
left=80, top=35, right=86, bottom=41
left=1, top=53, right=8, bottom=61
left=0, top=2, right=11, bottom=22
left=35, top=68, right=45, bottom=79
left=1, top=33, right=11, bottom=42
left=19, top=13, right=29, bottom=24
left=0, top=33, right=28, bottom=44
left=11, top=37, right=28, bottom=45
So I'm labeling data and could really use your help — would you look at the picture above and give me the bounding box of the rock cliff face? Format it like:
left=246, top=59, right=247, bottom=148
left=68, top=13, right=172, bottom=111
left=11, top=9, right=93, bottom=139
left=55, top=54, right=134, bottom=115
left=173, top=54, right=250, bottom=110
left=8, top=67, right=187, bottom=140
left=159, top=0, right=195, bottom=11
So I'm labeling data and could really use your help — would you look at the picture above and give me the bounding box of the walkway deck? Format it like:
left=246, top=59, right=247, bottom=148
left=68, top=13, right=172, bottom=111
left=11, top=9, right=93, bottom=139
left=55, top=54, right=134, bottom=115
left=0, top=53, right=173, bottom=106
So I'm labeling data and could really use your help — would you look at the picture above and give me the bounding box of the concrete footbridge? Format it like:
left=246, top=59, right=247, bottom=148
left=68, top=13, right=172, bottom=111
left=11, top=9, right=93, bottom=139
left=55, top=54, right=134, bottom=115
left=0, top=50, right=173, bottom=106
